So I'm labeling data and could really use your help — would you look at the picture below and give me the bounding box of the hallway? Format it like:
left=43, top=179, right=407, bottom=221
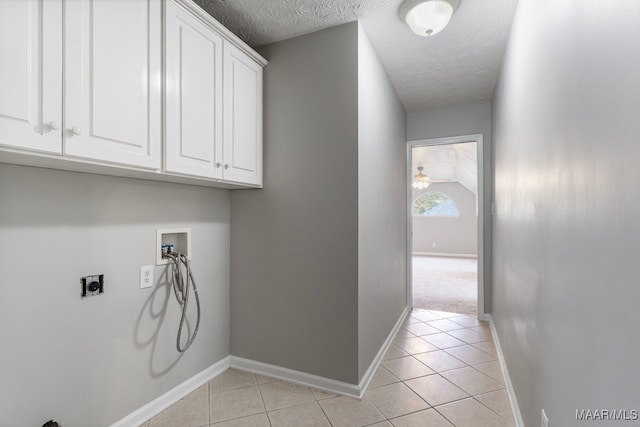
left=144, top=309, right=514, bottom=426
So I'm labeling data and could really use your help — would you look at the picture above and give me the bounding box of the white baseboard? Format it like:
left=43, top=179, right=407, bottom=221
left=112, top=309, right=410, bottom=424
left=478, top=313, right=491, bottom=322
left=230, top=355, right=360, bottom=399
left=412, top=252, right=477, bottom=258
left=231, top=307, right=410, bottom=400
left=357, top=306, right=409, bottom=397
left=110, top=356, right=231, bottom=427
left=487, top=315, right=525, bottom=427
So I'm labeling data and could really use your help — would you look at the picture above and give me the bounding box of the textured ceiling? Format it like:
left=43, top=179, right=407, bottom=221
left=361, top=0, right=517, bottom=111
left=193, top=0, right=392, bottom=46
left=193, top=0, right=517, bottom=112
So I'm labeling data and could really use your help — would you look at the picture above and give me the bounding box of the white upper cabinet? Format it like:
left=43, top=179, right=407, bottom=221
left=223, top=41, right=263, bottom=186
left=164, top=0, right=223, bottom=179
left=165, top=0, right=264, bottom=186
left=0, top=0, right=62, bottom=154
left=64, top=0, right=162, bottom=169
left=0, top=0, right=264, bottom=188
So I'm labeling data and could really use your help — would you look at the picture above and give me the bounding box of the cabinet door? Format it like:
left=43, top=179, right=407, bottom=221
left=0, top=0, right=62, bottom=154
left=164, top=0, right=223, bottom=179
left=223, top=42, right=263, bottom=186
left=64, top=0, right=161, bottom=169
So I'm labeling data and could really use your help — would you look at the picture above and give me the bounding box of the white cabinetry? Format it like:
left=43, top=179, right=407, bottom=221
left=0, top=0, right=161, bottom=169
left=223, top=42, right=263, bottom=186
left=0, top=0, right=265, bottom=188
left=165, top=0, right=264, bottom=186
left=164, top=0, right=223, bottom=178
left=0, top=0, right=62, bottom=154
left=64, top=0, right=162, bottom=169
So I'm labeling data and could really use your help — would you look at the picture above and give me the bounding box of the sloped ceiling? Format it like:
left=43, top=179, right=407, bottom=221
left=193, top=0, right=517, bottom=112
left=412, top=143, right=477, bottom=193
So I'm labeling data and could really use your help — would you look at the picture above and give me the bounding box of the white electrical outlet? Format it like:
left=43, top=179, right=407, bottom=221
left=542, top=409, right=549, bottom=427
left=140, top=265, right=154, bottom=289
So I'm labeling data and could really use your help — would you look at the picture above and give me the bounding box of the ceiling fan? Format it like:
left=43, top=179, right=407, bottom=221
left=411, top=166, right=454, bottom=189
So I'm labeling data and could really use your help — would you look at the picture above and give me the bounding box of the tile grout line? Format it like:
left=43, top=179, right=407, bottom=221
left=393, top=309, right=512, bottom=426
left=431, top=403, right=459, bottom=427
left=416, top=310, right=514, bottom=427
left=313, top=396, right=336, bottom=427
left=207, top=379, right=211, bottom=426
left=304, top=385, right=335, bottom=427
left=254, top=375, right=273, bottom=426
left=155, top=310, right=516, bottom=427
left=469, top=394, right=516, bottom=426
left=402, top=376, right=471, bottom=408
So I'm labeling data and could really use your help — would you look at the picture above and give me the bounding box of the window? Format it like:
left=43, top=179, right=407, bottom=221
left=412, top=191, right=460, bottom=216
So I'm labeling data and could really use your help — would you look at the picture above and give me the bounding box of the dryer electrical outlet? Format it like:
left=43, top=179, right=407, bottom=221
left=81, top=274, right=104, bottom=298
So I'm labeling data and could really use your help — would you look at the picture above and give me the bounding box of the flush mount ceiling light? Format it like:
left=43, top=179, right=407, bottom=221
left=412, top=166, right=431, bottom=189
left=399, top=0, right=460, bottom=37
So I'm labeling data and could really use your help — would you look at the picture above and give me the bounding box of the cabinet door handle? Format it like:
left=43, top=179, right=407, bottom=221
left=215, top=162, right=222, bottom=168
left=70, top=126, right=81, bottom=136
left=34, top=121, right=62, bottom=134
left=224, top=164, right=229, bottom=170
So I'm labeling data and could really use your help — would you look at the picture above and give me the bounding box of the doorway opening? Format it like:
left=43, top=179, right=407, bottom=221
left=407, top=135, right=484, bottom=318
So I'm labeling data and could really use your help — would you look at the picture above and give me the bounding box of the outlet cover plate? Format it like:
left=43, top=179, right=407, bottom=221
left=140, top=265, right=154, bottom=289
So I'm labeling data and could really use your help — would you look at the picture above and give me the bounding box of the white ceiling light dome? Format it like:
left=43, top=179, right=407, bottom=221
left=399, top=0, right=461, bottom=37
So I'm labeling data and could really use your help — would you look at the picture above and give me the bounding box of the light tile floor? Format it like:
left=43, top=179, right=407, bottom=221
left=142, top=309, right=515, bottom=427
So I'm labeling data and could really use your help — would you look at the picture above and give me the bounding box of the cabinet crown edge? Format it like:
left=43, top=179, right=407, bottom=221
left=171, top=0, right=268, bottom=67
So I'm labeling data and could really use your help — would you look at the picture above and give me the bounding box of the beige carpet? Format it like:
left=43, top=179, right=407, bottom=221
left=412, top=255, right=477, bottom=315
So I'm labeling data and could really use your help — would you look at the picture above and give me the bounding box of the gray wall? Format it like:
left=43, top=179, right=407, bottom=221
left=407, top=103, right=492, bottom=312
left=357, top=25, right=407, bottom=380
left=492, top=0, right=640, bottom=426
left=0, top=164, right=230, bottom=426
left=231, top=23, right=360, bottom=383
left=407, top=103, right=492, bottom=143
left=412, top=182, right=477, bottom=256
